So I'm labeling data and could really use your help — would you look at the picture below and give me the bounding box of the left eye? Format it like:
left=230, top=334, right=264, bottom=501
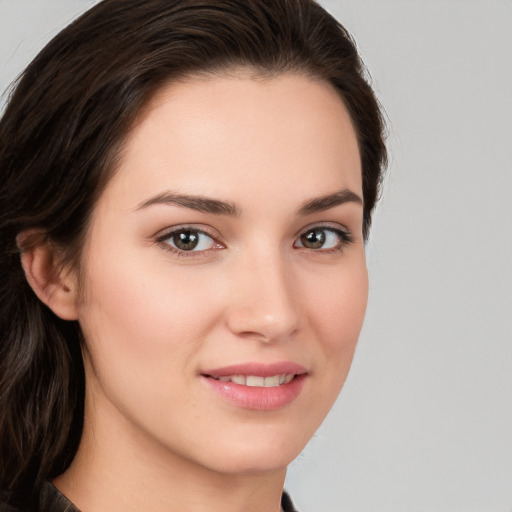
left=295, top=227, right=349, bottom=250
left=161, top=229, right=218, bottom=252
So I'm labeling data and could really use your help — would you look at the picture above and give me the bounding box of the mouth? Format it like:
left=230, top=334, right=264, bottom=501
left=208, top=374, right=296, bottom=387
left=200, top=362, right=308, bottom=410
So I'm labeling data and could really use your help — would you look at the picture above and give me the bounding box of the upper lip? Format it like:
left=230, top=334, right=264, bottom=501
left=201, top=362, right=308, bottom=378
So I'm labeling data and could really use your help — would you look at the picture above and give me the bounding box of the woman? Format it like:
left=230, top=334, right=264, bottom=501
left=0, top=0, right=387, bottom=511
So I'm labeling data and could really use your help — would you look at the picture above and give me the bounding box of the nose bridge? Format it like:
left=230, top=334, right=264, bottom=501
left=225, top=244, right=299, bottom=341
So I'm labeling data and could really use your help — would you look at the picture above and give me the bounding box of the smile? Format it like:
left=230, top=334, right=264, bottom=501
left=212, top=374, right=295, bottom=387
left=201, top=363, right=307, bottom=410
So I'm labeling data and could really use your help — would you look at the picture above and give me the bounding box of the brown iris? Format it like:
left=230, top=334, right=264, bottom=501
left=172, top=230, right=200, bottom=250
left=300, top=229, right=326, bottom=249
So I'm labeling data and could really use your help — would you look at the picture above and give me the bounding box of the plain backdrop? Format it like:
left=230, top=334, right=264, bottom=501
left=1, top=1, right=511, bottom=511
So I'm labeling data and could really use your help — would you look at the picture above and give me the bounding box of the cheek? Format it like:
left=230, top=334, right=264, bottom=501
left=75, top=249, right=226, bottom=436
left=305, top=255, right=368, bottom=388
left=311, top=258, right=368, bottom=347
left=83, top=248, right=213, bottom=330
left=76, top=246, right=224, bottom=385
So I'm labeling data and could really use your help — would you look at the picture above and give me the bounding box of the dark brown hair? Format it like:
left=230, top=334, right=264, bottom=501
left=0, top=0, right=387, bottom=506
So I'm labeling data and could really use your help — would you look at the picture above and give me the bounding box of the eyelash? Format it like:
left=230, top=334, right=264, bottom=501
left=294, top=224, right=354, bottom=253
left=155, top=224, right=353, bottom=258
left=155, top=226, right=223, bottom=257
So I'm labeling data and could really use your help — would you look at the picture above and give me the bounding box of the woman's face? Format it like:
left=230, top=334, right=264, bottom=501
left=76, top=72, right=367, bottom=475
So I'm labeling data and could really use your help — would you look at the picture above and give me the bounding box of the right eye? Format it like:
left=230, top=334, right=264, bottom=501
left=157, top=228, right=222, bottom=254
left=294, top=225, right=353, bottom=252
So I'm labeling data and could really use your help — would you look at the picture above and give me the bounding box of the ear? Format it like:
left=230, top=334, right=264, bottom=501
left=18, top=231, right=79, bottom=321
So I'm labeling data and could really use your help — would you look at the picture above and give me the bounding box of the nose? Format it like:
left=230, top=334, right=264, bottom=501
left=224, top=248, right=300, bottom=343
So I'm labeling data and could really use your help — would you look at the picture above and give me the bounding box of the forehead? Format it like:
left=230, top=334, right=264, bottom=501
left=102, top=72, right=362, bottom=212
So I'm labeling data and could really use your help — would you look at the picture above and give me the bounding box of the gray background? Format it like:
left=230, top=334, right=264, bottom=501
left=1, top=1, right=511, bottom=511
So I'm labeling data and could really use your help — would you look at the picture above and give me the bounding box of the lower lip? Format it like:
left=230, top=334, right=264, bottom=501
left=201, top=374, right=307, bottom=411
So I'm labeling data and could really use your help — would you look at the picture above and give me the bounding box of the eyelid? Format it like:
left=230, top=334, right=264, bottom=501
left=294, top=222, right=354, bottom=250
left=155, top=223, right=221, bottom=240
left=295, top=221, right=351, bottom=238
left=154, top=224, right=225, bottom=256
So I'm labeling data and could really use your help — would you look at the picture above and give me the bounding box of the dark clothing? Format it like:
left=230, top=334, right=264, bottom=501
left=1, top=481, right=299, bottom=511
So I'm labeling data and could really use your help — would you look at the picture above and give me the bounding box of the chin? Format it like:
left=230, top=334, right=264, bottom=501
left=191, top=421, right=314, bottom=476
left=204, top=447, right=297, bottom=476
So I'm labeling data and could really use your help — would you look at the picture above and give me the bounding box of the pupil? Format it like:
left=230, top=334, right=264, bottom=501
left=174, top=231, right=199, bottom=250
left=302, top=229, right=325, bottom=249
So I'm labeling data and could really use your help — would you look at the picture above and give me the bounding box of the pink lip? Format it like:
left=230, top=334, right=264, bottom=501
left=200, top=362, right=308, bottom=411
left=202, top=362, right=307, bottom=378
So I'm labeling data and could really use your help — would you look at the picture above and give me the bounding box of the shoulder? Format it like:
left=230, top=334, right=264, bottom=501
left=0, top=483, right=79, bottom=512
left=38, top=482, right=79, bottom=512
left=0, top=490, right=23, bottom=512
left=0, top=500, right=22, bottom=512
left=3, top=485, right=295, bottom=512
left=282, top=491, right=300, bottom=512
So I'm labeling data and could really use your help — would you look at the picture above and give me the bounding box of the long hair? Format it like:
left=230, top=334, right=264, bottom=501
left=0, top=0, right=387, bottom=506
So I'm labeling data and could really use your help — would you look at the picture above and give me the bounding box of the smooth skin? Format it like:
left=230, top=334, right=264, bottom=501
left=24, top=71, right=367, bottom=512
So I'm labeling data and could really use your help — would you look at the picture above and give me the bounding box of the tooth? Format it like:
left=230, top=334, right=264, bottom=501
left=215, top=374, right=295, bottom=387
left=246, top=376, right=265, bottom=387
left=231, top=375, right=246, bottom=385
left=264, top=375, right=280, bottom=387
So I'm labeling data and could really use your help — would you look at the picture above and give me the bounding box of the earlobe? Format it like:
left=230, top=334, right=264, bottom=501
left=18, top=232, right=79, bottom=321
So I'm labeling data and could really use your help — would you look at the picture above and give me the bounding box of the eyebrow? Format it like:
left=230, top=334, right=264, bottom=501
left=136, top=192, right=240, bottom=216
left=136, top=188, right=362, bottom=217
left=297, top=189, right=363, bottom=216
